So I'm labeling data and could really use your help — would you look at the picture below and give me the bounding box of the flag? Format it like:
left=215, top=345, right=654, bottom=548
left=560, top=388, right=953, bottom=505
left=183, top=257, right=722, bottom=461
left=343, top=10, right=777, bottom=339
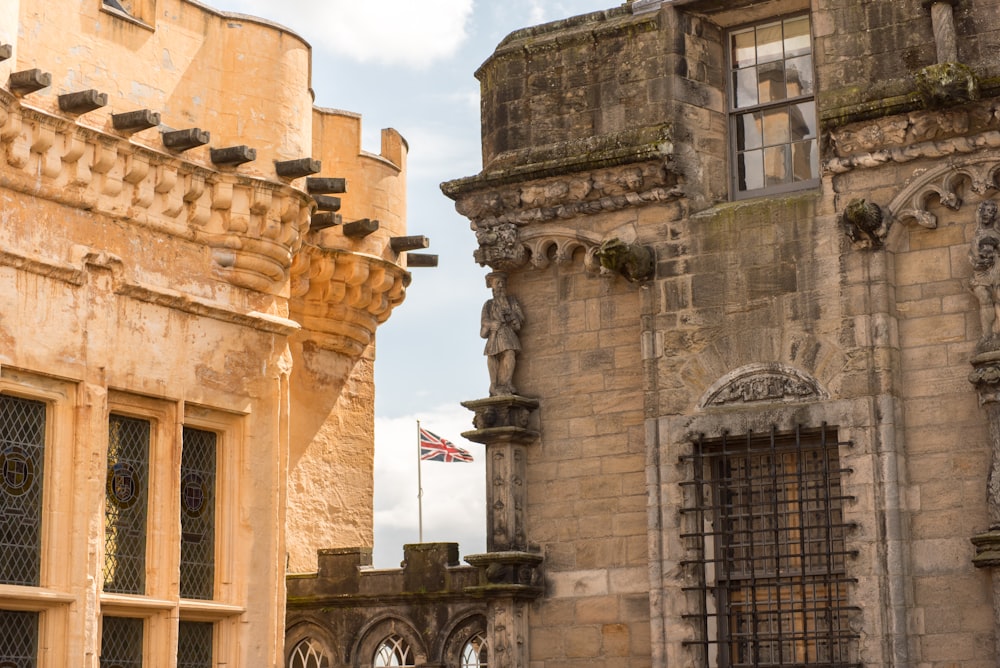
left=419, top=428, right=473, bottom=463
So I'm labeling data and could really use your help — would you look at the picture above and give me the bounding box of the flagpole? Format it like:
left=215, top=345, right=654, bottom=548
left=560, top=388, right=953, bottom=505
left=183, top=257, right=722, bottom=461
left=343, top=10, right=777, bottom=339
left=416, top=419, right=424, bottom=543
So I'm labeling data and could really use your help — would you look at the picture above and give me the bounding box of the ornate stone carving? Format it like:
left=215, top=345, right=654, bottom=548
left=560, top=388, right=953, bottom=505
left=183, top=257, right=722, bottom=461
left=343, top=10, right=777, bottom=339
left=970, top=200, right=1000, bottom=351
left=481, top=273, right=524, bottom=396
left=464, top=551, right=543, bottom=599
left=916, top=62, right=980, bottom=109
left=594, top=238, right=655, bottom=282
left=474, top=222, right=527, bottom=270
left=700, top=364, right=826, bottom=408
left=841, top=198, right=887, bottom=248
left=886, top=154, right=1000, bottom=231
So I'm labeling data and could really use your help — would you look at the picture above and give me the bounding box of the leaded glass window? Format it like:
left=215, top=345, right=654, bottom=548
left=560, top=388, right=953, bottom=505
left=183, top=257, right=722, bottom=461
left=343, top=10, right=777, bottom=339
left=0, top=609, right=38, bottom=667
left=100, top=616, right=143, bottom=668
left=729, top=15, right=818, bottom=197
left=177, top=620, right=213, bottom=668
left=180, top=427, right=216, bottom=600
left=289, top=638, right=331, bottom=668
left=461, top=632, right=488, bottom=668
left=0, top=395, right=46, bottom=586
left=104, top=415, right=150, bottom=594
left=373, top=635, right=413, bottom=667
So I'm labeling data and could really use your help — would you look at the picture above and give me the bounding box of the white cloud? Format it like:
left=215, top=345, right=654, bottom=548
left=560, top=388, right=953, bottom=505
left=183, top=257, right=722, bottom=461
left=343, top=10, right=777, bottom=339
left=212, top=0, right=473, bottom=68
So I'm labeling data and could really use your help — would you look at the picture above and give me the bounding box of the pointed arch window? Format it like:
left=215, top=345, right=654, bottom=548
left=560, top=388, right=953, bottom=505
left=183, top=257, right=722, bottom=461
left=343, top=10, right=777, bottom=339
left=288, top=638, right=330, bottom=668
left=373, top=635, right=413, bottom=668
left=461, top=632, right=488, bottom=668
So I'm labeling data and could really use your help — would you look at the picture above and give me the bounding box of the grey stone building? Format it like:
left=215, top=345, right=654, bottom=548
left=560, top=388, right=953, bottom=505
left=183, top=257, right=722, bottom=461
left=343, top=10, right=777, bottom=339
left=290, top=0, right=1000, bottom=666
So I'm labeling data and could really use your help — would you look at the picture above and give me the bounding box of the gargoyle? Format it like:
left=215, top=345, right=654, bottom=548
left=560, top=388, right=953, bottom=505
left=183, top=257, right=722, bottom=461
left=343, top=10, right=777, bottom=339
left=594, top=238, right=655, bottom=283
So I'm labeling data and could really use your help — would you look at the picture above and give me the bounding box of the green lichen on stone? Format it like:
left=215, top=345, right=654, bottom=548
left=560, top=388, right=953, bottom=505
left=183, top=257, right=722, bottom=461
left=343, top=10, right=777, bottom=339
left=915, top=61, right=979, bottom=109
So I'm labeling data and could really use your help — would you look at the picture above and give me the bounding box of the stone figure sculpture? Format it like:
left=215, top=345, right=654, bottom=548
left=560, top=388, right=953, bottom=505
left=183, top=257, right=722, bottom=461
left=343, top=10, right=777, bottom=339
left=971, top=199, right=1000, bottom=349
left=481, top=272, right=524, bottom=396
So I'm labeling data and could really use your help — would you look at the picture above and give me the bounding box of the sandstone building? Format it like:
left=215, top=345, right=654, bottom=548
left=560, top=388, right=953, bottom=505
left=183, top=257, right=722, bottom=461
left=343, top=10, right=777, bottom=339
left=0, top=0, right=415, bottom=665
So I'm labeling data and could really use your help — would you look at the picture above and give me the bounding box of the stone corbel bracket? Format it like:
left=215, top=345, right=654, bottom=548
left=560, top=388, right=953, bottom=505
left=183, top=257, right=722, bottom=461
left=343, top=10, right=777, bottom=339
left=0, top=90, right=313, bottom=295
left=464, top=551, right=543, bottom=600
left=289, top=246, right=410, bottom=356
left=886, top=153, right=1000, bottom=230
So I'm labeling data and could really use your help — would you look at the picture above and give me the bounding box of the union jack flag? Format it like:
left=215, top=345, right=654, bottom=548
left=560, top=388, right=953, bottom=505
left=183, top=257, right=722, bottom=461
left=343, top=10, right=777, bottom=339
left=419, top=428, right=473, bottom=463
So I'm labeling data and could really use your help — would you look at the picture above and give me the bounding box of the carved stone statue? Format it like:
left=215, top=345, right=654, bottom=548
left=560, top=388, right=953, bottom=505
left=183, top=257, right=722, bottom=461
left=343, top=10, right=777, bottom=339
left=481, top=272, right=524, bottom=396
left=971, top=200, right=1000, bottom=350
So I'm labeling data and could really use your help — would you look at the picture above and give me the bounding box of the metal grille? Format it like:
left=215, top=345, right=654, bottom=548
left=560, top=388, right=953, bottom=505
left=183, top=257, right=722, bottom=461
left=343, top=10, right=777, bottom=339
left=680, top=425, right=859, bottom=667
left=104, top=415, right=150, bottom=594
left=373, top=635, right=413, bottom=667
left=0, top=396, right=46, bottom=586
left=180, top=427, right=216, bottom=600
left=177, top=621, right=213, bottom=668
left=461, top=632, right=488, bottom=668
left=289, top=638, right=331, bottom=668
left=0, top=609, right=38, bottom=667
left=100, top=616, right=143, bottom=668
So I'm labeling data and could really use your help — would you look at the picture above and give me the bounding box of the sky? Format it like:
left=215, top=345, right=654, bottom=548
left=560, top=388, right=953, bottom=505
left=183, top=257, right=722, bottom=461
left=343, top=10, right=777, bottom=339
left=204, top=0, right=623, bottom=567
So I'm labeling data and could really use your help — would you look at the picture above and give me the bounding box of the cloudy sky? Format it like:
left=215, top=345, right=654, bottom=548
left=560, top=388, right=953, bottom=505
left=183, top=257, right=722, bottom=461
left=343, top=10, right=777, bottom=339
left=205, top=0, right=623, bottom=567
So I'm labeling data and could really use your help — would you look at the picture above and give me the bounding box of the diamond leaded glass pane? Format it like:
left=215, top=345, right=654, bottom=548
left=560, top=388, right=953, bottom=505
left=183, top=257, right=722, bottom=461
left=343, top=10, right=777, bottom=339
left=0, top=609, right=38, bottom=667
left=180, top=427, right=216, bottom=600
left=100, top=616, right=143, bottom=668
left=177, top=621, right=213, bottom=668
left=104, top=415, right=150, bottom=594
left=0, top=395, right=46, bottom=586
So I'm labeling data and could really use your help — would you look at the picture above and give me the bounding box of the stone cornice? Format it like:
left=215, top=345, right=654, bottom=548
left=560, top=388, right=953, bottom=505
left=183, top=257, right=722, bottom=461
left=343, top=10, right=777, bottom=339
left=0, top=90, right=312, bottom=295
left=289, top=247, right=410, bottom=355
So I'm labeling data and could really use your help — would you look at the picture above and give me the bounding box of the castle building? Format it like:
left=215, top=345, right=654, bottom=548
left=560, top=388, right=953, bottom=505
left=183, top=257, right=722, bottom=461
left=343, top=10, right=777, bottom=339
left=434, top=0, right=1000, bottom=666
left=0, top=0, right=414, bottom=665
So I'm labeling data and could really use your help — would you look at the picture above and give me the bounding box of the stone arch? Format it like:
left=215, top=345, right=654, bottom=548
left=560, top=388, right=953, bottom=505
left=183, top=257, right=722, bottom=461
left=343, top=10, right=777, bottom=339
left=697, top=362, right=828, bottom=410
left=351, top=614, right=427, bottom=668
left=285, top=619, right=338, bottom=668
left=437, top=611, right=488, bottom=668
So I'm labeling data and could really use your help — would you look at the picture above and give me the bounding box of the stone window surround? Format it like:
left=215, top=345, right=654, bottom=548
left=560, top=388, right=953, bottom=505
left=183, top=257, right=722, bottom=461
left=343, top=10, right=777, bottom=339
left=652, top=394, right=908, bottom=667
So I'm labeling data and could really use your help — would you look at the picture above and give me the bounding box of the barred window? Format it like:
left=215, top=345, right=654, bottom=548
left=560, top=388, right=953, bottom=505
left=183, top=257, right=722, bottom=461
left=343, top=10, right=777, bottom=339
left=729, top=14, right=818, bottom=197
left=104, top=415, right=150, bottom=595
left=0, top=395, right=46, bottom=587
left=374, top=635, right=413, bottom=668
left=0, top=609, right=39, bottom=667
left=180, top=427, right=217, bottom=600
left=100, top=616, right=143, bottom=668
left=289, top=638, right=331, bottom=668
left=177, top=621, right=213, bottom=668
left=461, top=632, right=488, bottom=668
left=681, top=426, right=858, bottom=667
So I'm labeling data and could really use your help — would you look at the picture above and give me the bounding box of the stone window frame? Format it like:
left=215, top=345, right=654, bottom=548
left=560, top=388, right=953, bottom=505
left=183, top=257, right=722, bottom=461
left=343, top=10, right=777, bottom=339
left=725, top=11, right=820, bottom=200
left=0, top=368, right=76, bottom=665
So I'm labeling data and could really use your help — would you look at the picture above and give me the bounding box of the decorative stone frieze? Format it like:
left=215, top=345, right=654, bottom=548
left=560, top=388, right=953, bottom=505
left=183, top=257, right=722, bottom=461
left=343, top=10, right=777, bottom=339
left=288, top=246, right=410, bottom=355
left=0, top=90, right=314, bottom=295
left=699, top=363, right=826, bottom=409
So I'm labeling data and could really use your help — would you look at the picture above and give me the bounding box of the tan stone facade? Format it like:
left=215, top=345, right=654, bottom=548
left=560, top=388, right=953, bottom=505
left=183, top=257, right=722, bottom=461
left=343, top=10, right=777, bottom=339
left=437, top=0, right=1000, bottom=667
left=0, top=0, right=409, bottom=665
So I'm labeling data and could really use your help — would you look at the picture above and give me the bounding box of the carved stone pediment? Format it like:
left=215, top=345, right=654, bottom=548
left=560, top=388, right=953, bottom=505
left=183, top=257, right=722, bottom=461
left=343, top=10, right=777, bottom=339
left=699, top=364, right=826, bottom=409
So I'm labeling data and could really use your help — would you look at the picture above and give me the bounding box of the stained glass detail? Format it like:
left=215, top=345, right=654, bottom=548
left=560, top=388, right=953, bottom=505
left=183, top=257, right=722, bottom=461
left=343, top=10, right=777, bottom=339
left=0, top=609, right=38, bottom=667
left=461, top=632, right=488, bottom=668
left=289, top=638, right=331, bottom=668
left=100, top=616, right=143, bottom=668
left=0, top=396, right=46, bottom=586
left=180, top=428, right=216, bottom=600
left=104, top=416, right=150, bottom=594
left=177, top=621, right=213, bottom=668
left=373, top=635, right=413, bottom=667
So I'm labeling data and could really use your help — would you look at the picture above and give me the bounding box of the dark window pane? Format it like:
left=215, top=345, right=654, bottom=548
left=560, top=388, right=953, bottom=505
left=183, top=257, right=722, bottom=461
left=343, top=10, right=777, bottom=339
left=735, top=112, right=763, bottom=151
left=792, top=139, right=819, bottom=182
left=732, top=68, right=758, bottom=109
left=104, top=415, right=150, bottom=595
left=757, top=60, right=786, bottom=104
left=764, top=145, right=791, bottom=187
left=790, top=100, right=817, bottom=141
left=786, top=54, right=814, bottom=96
left=100, top=617, right=143, bottom=668
left=737, top=149, right=764, bottom=192
left=0, top=609, right=38, bottom=667
left=0, top=396, right=46, bottom=586
left=784, top=15, right=811, bottom=57
left=755, top=22, right=783, bottom=63
left=180, top=427, right=216, bottom=600
left=762, top=107, right=790, bottom=146
left=178, top=621, right=213, bottom=668
left=731, top=28, right=756, bottom=68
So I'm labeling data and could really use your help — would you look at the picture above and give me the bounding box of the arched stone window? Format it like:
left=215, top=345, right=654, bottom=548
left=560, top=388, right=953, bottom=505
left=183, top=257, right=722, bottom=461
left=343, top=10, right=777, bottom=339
left=373, top=634, right=414, bottom=667
left=288, top=637, right=330, bottom=668
left=460, top=632, right=488, bottom=668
